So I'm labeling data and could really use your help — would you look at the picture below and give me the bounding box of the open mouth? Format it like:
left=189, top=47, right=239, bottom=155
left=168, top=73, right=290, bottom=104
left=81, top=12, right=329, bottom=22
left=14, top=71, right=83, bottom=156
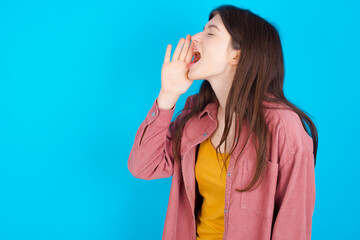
left=191, top=51, right=201, bottom=63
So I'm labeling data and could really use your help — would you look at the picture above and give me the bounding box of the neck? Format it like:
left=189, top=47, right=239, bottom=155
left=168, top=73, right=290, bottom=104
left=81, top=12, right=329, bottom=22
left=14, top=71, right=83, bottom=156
left=206, top=66, right=236, bottom=118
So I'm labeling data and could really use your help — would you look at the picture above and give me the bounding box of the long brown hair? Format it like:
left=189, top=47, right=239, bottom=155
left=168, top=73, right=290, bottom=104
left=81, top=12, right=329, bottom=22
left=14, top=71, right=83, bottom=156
left=171, top=4, right=318, bottom=193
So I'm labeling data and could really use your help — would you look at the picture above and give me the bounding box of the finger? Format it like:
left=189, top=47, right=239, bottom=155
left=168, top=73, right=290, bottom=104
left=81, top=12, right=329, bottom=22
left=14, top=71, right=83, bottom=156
left=185, top=41, right=194, bottom=63
left=164, top=44, right=171, bottom=63
left=173, top=38, right=185, bottom=61
left=179, top=35, right=191, bottom=61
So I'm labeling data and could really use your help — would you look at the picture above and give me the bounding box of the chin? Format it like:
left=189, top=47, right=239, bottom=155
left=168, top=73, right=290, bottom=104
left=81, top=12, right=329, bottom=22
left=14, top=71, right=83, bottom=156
left=188, top=74, right=201, bottom=81
left=188, top=69, right=202, bottom=81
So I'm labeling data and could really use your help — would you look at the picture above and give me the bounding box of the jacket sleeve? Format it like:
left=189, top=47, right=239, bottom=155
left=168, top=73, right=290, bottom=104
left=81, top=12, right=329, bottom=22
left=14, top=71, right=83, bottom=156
left=127, top=94, right=194, bottom=180
left=271, top=120, right=316, bottom=240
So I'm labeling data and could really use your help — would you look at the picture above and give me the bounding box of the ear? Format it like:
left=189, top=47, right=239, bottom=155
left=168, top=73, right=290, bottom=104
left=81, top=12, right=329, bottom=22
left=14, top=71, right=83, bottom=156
left=229, top=49, right=241, bottom=65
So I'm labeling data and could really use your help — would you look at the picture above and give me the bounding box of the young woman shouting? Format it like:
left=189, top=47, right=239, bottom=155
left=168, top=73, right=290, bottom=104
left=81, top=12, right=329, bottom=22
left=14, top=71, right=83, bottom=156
left=128, top=4, right=318, bottom=240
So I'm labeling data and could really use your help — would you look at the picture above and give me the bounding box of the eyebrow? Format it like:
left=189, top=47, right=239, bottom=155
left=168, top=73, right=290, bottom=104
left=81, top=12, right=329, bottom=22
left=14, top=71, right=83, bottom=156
left=203, top=24, right=220, bottom=31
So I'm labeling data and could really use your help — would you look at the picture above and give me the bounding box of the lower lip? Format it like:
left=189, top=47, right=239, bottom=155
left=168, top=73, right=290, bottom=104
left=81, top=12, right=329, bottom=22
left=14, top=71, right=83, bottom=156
left=188, top=60, right=200, bottom=68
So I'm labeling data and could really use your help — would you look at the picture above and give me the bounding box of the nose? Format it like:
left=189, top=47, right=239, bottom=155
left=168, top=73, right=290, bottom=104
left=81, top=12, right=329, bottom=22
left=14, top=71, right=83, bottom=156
left=191, top=33, right=201, bottom=44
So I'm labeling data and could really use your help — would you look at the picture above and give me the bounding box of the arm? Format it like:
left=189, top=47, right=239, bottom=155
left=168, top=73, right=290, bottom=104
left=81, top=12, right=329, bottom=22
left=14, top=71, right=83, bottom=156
left=127, top=94, right=195, bottom=180
left=271, top=121, right=316, bottom=240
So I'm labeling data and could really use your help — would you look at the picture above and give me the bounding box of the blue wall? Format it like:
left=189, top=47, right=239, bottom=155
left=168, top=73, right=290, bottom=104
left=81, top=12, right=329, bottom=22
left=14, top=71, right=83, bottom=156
left=0, top=0, right=359, bottom=239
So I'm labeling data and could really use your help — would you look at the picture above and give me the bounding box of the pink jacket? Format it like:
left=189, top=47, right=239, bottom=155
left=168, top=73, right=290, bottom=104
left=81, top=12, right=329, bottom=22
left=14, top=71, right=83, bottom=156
left=128, top=94, right=316, bottom=240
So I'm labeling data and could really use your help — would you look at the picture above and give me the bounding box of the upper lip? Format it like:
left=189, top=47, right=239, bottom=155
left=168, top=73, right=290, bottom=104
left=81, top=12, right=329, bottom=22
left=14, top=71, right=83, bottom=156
left=192, top=45, right=201, bottom=54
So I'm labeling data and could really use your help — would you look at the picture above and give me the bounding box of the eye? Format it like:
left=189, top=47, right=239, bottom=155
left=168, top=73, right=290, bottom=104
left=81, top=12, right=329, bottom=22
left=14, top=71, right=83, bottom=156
left=207, top=33, right=214, bottom=35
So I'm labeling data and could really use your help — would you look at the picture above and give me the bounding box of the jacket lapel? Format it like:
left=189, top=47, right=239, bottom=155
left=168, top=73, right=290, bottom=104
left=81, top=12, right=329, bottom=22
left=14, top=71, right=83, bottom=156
left=181, top=101, right=218, bottom=215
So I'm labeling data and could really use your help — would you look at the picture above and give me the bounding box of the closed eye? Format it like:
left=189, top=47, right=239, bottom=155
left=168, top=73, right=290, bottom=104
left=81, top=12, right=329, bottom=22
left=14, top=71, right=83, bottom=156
left=207, top=33, right=214, bottom=35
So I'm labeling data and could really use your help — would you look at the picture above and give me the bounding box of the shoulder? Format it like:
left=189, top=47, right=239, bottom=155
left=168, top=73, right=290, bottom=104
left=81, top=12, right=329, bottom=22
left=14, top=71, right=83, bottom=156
left=184, top=94, right=199, bottom=108
left=263, top=101, right=314, bottom=165
left=264, top=101, right=302, bottom=135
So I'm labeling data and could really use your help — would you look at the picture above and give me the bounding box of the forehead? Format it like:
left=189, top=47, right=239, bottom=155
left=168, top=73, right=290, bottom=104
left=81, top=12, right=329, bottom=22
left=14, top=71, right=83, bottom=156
left=205, top=14, right=223, bottom=29
left=205, top=14, right=233, bottom=49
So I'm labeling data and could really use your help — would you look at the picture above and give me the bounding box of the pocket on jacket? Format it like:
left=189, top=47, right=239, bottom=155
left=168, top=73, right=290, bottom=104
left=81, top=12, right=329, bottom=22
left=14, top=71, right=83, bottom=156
left=239, top=159, right=278, bottom=218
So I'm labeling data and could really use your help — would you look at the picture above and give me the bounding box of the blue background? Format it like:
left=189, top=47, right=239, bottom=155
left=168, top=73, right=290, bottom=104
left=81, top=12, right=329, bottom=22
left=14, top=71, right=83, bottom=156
left=1, top=0, right=359, bottom=239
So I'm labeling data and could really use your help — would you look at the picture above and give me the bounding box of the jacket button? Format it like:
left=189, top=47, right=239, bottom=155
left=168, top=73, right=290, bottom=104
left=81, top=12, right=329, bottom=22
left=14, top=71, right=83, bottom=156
left=227, top=172, right=231, bottom=177
left=210, top=112, right=213, bottom=116
left=224, top=209, right=228, bottom=213
left=151, top=111, right=155, bottom=117
left=235, top=137, right=238, bottom=142
left=203, top=132, right=207, bottom=137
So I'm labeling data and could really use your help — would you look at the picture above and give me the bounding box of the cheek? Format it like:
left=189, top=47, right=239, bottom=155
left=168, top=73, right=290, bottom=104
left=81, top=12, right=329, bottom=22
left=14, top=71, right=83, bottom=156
left=206, top=49, right=227, bottom=67
left=206, top=42, right=228, bottom=62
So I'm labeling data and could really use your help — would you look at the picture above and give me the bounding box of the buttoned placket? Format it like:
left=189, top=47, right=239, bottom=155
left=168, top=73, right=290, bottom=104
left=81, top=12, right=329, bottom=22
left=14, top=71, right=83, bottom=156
left=222, top=113, right=240, bottom=240
left=192, top=112, right=216, bottom=239
left=195, top=110, right=239, bottom=240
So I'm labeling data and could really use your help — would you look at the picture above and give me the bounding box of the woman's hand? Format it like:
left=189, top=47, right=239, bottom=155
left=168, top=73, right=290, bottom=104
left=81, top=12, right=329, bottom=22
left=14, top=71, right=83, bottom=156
left=161, top=34, right=194, bottom=97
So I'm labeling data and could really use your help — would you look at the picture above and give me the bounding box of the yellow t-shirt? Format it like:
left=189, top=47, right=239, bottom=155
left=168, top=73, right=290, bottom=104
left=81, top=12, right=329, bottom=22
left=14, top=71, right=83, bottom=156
left=195, top=137, right=230, bottom=240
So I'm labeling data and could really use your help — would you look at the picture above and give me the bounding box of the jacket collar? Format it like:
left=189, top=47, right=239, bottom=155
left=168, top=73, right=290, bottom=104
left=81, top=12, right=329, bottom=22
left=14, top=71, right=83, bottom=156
left=196, top=92, right=276, bottom=120
left=197, top=100, right=219, bottom=120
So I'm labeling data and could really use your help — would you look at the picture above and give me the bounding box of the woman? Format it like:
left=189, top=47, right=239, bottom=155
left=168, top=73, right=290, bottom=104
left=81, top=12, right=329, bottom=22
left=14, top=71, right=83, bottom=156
left=128, top=4, right=317, bottom=240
